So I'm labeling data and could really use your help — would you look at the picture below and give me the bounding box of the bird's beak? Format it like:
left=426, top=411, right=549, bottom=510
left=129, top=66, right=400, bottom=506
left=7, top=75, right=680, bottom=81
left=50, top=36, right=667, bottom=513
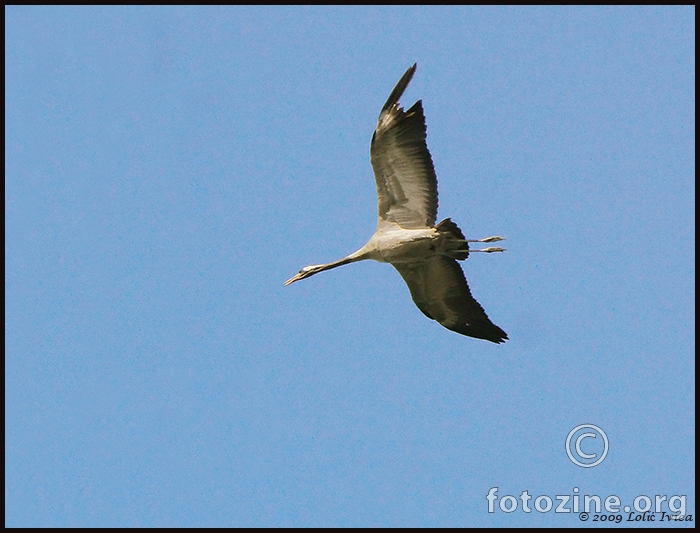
left=284, top=273, right=303, bottom=286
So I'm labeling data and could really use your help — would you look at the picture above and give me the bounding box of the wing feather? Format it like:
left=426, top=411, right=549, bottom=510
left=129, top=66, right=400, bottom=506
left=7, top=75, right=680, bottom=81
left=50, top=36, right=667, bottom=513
left=370, top=65, right=438, bottom=229
left=393, top=257, right=508, bottom=343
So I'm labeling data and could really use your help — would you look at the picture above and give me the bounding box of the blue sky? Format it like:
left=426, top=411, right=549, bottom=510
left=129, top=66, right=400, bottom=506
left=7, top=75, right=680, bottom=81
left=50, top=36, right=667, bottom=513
left=5, top=6, right=694, bottom=527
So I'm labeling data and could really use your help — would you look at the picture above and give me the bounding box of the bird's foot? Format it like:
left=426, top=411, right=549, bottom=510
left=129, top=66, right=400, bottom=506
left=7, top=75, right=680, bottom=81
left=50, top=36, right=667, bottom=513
left=467, top=236, right=505, bottom=243
left=471, top=247, right=506, bottom=253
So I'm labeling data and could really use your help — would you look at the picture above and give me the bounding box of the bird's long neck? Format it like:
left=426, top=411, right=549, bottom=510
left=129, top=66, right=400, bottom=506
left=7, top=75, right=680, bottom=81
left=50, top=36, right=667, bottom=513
left=318, top=247, right=371, bottom=273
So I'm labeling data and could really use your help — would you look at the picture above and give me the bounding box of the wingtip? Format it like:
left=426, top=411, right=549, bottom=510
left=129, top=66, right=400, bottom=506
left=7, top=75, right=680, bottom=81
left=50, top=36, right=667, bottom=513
left=380, top=63, right=419, bottom=114
left=477, top=330, right=509, bottom=344
left=494, top=333, right=509, bottom=344
left=493, top=326, right=509, bottom=344
left=446, top=321, right=508, bottom=343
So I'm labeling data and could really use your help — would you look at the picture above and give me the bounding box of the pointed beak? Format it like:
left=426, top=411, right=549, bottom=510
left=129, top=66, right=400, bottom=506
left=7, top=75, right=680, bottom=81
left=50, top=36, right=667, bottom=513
left=284, top=272, right=304, bottom=286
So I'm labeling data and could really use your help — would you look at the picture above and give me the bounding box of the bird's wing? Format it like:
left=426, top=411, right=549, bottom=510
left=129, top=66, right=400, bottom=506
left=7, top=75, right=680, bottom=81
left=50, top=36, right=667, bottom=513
left=393, top=256, right=508, bottom=343
left=370, top=64, right=439, bottom=229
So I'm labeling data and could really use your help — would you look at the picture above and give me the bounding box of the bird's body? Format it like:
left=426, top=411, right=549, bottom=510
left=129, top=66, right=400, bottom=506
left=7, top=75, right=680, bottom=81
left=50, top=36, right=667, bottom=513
left=286, top=64, right=508, bottom=343
left=359, top=225, right=440, bottom=264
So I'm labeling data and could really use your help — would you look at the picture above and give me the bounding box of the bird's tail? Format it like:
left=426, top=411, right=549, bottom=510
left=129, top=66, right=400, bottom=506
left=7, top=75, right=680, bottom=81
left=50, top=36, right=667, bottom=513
left=436, top=218, right=470, bottom=260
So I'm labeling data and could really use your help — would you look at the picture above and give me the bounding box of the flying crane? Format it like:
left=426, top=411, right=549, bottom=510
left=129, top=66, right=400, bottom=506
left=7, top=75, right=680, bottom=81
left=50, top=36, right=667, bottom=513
left=285, top=64, right=508, bottom=343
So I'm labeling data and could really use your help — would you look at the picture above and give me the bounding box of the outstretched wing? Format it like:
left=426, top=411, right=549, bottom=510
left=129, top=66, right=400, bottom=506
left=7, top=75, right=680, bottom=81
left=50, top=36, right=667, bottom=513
left=370, top=64, right=439, bottom=229
left=393, top=257, right=508, bottom=343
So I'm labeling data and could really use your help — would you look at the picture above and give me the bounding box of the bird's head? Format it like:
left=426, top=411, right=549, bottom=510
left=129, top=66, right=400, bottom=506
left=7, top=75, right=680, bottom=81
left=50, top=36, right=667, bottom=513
left=284, top=265, right=326, bottom=286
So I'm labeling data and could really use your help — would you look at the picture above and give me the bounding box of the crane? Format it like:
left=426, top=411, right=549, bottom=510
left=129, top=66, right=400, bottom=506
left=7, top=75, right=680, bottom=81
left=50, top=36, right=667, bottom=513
left=285, top=64, right=508, bottom=343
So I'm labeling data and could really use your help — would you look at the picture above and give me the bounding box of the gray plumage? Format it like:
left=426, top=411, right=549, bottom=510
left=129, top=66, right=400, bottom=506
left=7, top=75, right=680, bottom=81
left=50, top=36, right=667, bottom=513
left=286, top=64, right=508, bottom=343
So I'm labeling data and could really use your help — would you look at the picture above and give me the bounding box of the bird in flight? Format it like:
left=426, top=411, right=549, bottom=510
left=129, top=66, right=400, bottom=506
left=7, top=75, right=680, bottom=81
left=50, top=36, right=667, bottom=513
left=285, top=64, right=508, bottom=343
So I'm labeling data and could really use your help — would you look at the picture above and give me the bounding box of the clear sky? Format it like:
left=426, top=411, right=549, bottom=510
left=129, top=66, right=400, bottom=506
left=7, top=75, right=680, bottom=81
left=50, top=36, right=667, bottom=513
left=5, top=6, right=695, bottom=527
